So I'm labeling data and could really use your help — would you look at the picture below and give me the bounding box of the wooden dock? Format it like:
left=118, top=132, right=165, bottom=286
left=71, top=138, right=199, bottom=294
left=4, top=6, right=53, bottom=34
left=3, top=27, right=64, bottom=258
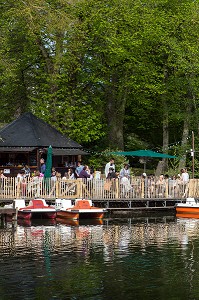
left=0, top=198, right=184, bottom=219
left=0, top=207, right=17, bottom=222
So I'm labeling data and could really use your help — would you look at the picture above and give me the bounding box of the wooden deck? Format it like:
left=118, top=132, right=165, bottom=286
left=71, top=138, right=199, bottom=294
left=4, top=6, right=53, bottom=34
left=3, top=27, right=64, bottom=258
left=0, top=198, right=185, bottom=219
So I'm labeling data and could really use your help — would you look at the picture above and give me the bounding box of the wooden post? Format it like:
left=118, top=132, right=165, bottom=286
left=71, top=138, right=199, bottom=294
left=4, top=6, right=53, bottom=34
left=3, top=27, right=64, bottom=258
left=192, top=131, right=195, bottom=179
left=76, top=179, right=82, bottom=198
left=115, top=179, right=119, bottom=199
left=16, top=179, right=21, bottom=199
left=141, top=179, right=144, bottom=198
left=165, top=179, right=168, bottom=198
left=56, top=179, right=60, bottom=198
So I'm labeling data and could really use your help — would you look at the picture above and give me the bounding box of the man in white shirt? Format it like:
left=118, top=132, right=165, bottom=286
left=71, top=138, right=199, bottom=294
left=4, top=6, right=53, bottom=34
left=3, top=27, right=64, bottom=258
left=105, top=158, right=115, bottom=178
left=181, top=168, right=189, bottom=183
left=181, top=168, right=189, bottom=197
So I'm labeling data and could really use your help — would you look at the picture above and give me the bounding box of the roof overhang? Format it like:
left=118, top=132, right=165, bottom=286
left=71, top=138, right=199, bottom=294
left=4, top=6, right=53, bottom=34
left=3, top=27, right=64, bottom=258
left=51, top=148, right=89, bottom=156
left=0, top=147, right=89, bottom=156
left=0, top=147, right=36, bottom=152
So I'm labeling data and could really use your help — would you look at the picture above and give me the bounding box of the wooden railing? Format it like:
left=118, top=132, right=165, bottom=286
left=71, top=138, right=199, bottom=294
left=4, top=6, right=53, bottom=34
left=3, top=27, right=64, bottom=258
left=0, top=177, right=198, bottom=200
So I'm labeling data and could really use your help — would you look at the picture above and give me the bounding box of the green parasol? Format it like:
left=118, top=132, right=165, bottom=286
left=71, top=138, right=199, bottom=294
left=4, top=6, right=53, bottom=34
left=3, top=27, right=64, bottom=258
left=110, top=150, right=177, bottom=158
left=44, top=145, right=53, bottom=178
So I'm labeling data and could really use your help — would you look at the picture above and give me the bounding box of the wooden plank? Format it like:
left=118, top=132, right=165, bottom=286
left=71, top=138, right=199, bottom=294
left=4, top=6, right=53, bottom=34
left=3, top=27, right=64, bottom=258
left=106, top=207, right=174, bottom=210
left=0, top=208, right=16, bottom=214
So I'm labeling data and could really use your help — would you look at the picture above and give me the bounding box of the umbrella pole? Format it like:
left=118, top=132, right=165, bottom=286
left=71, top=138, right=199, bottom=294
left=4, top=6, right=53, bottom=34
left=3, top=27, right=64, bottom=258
left=144, top=162, right=146, bottom=173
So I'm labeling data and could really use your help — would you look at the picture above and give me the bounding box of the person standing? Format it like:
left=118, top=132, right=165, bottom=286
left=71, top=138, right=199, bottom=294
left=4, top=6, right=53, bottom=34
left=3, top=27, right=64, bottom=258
left=181, top=168, right=189, bottom=197
left=75, top=161, right=84, bottom=178
left=23, top=165, right=31, bottom=177
left=119, top=163, right=130, bottom=179
left=105, top=158, right=115, bottom=178
left=119, top=164, right=131, bottom=197
left=0, top=170, right=7, bottom=189
left=63, top=168, right=75, bottom=180
left=79, top=165, right=91, bottom=180
left=40, top=158, right=46, bottom=174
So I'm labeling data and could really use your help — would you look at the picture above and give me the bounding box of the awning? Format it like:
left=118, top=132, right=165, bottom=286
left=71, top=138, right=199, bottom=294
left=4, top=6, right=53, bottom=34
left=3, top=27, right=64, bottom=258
left=0, top=147, right=36, bottom=152
left=51, top=148, right=89, bottom=156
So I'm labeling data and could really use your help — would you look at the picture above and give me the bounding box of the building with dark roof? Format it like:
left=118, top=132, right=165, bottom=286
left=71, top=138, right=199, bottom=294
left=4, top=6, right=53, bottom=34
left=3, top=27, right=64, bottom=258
left=0, top=112, right=88, bottom=176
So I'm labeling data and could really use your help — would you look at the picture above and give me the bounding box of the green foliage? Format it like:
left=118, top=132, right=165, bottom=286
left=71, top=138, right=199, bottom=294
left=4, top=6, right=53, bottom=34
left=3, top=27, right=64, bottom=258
left=87, top=149, right=128, bottom=173
left=1, top=0, right=199, bottom=170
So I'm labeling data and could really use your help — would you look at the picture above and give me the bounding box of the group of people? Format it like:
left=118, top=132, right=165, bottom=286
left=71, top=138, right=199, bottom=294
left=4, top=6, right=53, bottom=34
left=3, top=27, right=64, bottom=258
left=104, top=158, right=132, bottom=195
left=149, top=168, right=190, bottom=198
left=105, top=158, right=130, bottom=179
left=0, top=155, right=191, bottom=199
left=104, top=159, right=191, bottom=198
left=48, top=160, right=93, bottom=182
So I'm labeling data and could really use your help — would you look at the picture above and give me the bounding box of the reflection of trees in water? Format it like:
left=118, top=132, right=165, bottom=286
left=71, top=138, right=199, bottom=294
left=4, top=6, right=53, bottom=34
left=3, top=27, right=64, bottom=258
left=1, top=218, right=199, bottom=300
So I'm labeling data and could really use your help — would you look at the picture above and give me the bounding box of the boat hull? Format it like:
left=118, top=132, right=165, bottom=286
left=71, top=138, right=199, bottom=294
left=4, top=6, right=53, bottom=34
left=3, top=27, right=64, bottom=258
left=176, top=206, right=199, bottom=215
left=56, top=210, right=79, bottom=220
left=18, top=210, right=56, bottom=220
left=18, top=211, right=32, bottom=220
left=176, top=213, right=199, bottom=219
left=55, top=199, right=106, bottom=220
left=56, top=209, right=105, bottom=220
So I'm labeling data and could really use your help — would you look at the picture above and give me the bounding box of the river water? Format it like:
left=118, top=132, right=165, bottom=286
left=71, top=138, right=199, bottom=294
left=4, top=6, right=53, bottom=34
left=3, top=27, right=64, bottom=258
left=1, top=215, right=199, bottom=300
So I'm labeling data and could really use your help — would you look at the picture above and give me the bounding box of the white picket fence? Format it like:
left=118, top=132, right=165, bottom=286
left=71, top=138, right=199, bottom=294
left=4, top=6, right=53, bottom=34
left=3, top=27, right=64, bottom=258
left=0, top=176, right=198, bottom=200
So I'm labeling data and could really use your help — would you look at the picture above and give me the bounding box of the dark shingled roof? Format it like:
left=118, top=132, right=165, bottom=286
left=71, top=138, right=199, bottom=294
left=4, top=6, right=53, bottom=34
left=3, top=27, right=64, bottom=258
left=0, top=112, right=82, bottom=149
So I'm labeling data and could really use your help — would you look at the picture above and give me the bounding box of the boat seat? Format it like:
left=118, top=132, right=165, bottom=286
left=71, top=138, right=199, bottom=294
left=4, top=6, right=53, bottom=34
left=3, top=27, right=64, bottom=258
left=14, top=199, right=26, bottom=209
left=61, top=199, right=73, bottom=209
left=75, top=200, right=91, bottom=209
left=55, top=199, right=62, bottom=209
left=32, top=200, right=45, bottom=208
left=186, top=198, right=196, bottom=204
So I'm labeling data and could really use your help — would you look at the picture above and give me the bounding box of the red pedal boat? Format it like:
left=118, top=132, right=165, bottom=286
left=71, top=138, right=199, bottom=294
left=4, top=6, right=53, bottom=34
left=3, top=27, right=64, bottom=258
left=55, top=198, right=106, bottom=220
left=14, top=199, right=56, bottom=220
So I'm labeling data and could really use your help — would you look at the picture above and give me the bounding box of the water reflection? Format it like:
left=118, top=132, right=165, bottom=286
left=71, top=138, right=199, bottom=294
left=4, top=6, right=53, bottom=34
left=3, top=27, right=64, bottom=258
left=1, top=216, right=199, bottom=299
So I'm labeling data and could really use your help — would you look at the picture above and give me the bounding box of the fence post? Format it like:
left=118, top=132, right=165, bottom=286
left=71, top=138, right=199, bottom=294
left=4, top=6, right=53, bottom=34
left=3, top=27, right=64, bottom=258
left=115, top=179, right=119, bottom=199
left=76, top=179, right=82, bottom=198
left=56, top=179, right=60, bottom=198
left=165, top=179, right=168, bottom=198
left=141, top=179, right=144, bottom=198
left=16, top=178, right=21, bottom=199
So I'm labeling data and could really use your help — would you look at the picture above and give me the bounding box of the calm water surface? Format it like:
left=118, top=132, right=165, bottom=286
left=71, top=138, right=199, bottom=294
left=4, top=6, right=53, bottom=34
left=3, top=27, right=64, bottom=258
left=1, top=215, right=199, bottom=300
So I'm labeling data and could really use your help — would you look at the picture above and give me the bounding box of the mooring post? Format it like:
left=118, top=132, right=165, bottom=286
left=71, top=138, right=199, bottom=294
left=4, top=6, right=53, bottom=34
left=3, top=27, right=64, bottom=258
left=106, top=200, right=109, bottom=208
left=12, top=207, right=18, bottom=222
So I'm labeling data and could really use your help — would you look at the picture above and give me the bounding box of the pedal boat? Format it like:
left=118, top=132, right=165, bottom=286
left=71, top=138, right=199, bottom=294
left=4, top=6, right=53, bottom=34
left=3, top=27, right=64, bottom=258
left=55, top=199, right=106, bottom=220
left=14, top=199, right=56, bottom=220
left=176, top=198, right=199, bottom=218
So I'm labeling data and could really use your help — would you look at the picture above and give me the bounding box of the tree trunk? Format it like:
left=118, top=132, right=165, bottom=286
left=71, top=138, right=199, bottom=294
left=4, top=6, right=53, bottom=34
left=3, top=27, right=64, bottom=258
left=162, top=102, right=169, bottom=173
left=178, top=102, right=192, bottom=170
left=161, top=68, right=169, bottom=173
left=106, top=73, right=127, bottom=150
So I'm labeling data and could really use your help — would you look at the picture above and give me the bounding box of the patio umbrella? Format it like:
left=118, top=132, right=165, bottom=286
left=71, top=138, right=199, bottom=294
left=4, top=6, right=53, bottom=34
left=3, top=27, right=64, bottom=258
left=110, top=149, right=177, bottom=172
left=110, top=150, right=177, bottom=158
left=44, top=145, right=53, bottom=178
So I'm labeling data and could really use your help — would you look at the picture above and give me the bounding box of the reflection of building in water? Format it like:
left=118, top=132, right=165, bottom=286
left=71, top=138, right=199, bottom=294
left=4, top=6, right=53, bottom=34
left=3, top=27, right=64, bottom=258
left=0, top=222, right=104, bottom=257
left=1, top=218, right=199, bottom=259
